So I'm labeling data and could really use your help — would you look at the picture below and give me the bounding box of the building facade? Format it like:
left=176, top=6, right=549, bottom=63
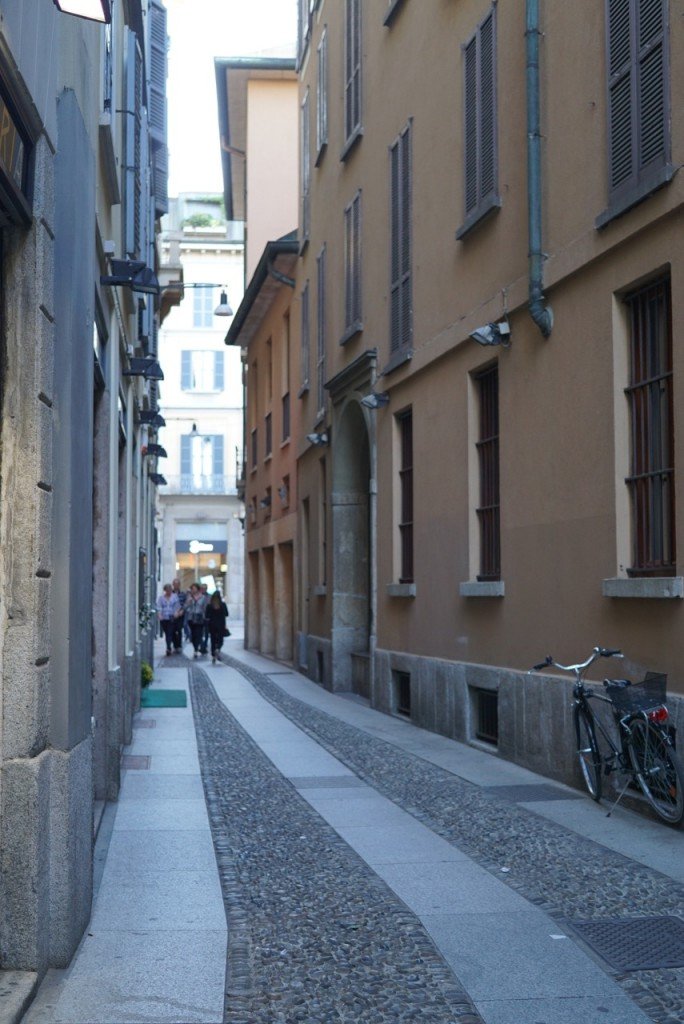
left=0, top=0, right=172, bottom=975
left=157, top=194, right=245, bottom=618
left=289, top=0, right=683, bottom=792
left=216, top=56, right=300, bottom=652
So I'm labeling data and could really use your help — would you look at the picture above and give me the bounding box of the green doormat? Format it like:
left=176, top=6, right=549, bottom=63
left=141, top=689, right=187, bottom=708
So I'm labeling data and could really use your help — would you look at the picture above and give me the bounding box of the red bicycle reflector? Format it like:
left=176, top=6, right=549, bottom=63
left=647, top=705, right=669, bottom=723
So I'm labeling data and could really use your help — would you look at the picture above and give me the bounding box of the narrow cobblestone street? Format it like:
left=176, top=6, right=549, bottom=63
left=195, top=653, right=684, bottom=1024
left=20, top=636, right=684, bottom=1024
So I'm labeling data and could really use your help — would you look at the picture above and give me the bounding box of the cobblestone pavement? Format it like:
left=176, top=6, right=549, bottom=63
left=217, top=655, right=684, bottom=1024
left=189, top=667, right=484, bottom=1024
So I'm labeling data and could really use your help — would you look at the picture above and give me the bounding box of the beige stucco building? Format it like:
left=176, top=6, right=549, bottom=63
left=217, top=55, right=301, bottom=660
left=289, top=0, right=683, bottom=791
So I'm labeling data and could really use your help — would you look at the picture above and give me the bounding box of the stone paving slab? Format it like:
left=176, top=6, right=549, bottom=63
left=21, top=931, right=227, bottom=1024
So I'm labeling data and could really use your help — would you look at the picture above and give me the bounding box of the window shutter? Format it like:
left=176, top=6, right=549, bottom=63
left=124, top=29, right=143, bottom=258
left=212, top=435, right=224, bottom=477
left=301, top=91, right=311, bottom=241
left=479, top=13, right=496, bottom=199
left=180, top=435, right=192, bottom=476
left=148, top=0, right=167, bottom=148
left=464, top=37, right=478, bottom=215
left=345, top=0, right=361, bottom=141
left=214, top=351, right=224, bottom=391
left=317, top=29, right=328, bottom=153
left=390, top=127, right=412, bottom=353
left=463, top=9, right=497, bottom=219
left=301, top=281, right=310, bottom=389
left=181, top=351, right=191, bottom=389
left=607, top=0, right=667, bottom=197
left=317, top=246, right=326, bottom=412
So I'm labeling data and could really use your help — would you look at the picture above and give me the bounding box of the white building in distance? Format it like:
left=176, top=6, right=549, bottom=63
left=157, top=194, right=245, bottom=619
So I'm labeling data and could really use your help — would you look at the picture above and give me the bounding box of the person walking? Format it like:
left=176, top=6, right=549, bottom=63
left=185, top=583, right=209, bottom=658
left=199, top=582, right=210, bottom=654
left=205, top=591, right=229, bottom=664
left=156, top=584, right=180, bottom=655
left=171, top=577, right=187, bottom=652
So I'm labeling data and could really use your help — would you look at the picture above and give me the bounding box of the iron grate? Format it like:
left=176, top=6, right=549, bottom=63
left=569, top=916, right=684, bottom=971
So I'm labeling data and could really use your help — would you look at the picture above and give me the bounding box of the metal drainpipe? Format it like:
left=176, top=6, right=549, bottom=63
left=367, top=360, right=378, bottom=703
left=526, top=0, right=553, bottom=338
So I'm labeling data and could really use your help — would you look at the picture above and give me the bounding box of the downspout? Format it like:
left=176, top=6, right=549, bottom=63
left=526, top=0, right=553, bottom=337
left=367, top=357, right=378, bottom=703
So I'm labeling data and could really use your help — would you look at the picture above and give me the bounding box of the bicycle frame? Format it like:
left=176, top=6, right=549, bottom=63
left=574, top=686, right=632, bottom=776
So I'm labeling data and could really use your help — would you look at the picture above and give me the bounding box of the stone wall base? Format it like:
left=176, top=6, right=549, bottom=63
left=1, top=739, right=92, bottom=971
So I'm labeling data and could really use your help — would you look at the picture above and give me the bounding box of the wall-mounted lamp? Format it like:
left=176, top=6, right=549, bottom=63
left=149, top=473, right=167, bottom=486
left=360, top=392, right=390, bottom=410
left=145, top=443, right=167, bottom=458
left=306, top=431, right=329, bottom=447
left=123, top=357, right=164, bottom=381
left=469, top=320, right=511, bottom=348
left=101, top=259, right=160, bottom=296
left=53, top=0, right=112, bottom=22
left=139, top=410, right=166, bottom=428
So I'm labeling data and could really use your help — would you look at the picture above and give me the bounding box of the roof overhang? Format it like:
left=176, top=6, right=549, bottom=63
left=214, top=56, right=297, bottom=222
left=224, top=235, right=298, bottom=349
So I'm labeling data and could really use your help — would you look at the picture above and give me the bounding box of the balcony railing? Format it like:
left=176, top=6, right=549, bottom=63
left=158, top=474, right=238, bottom=496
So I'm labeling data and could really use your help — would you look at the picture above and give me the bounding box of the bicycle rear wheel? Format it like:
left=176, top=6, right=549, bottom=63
left=574, top=705, right=602, bottom=800
left=628, top=720, right=684, bottom=826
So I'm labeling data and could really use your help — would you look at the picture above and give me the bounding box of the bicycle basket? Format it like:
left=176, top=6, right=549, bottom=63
left=605, top=672, right=667, bottom=715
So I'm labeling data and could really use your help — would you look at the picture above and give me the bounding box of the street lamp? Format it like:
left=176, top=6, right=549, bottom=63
left=53, top=0, right=112, bottom=23
left=163, top=281, right=233, bottom=317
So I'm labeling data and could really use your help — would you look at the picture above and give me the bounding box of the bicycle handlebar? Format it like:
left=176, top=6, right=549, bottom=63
left=530, top=646, right=623, bottom=675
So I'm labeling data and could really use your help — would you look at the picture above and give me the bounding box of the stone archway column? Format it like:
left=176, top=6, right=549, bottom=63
left=330, top=490, right=369, bottom=691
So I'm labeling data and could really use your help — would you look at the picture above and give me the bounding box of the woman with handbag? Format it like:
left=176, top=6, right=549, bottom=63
left=205, top=590, right=229, bottom=664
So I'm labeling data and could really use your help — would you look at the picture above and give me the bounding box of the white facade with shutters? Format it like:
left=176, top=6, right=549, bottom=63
left=157, top=198, right=245, bottom=617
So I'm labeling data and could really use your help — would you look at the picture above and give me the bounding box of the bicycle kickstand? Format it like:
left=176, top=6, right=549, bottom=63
left=606, top=778, right=632, bottom=817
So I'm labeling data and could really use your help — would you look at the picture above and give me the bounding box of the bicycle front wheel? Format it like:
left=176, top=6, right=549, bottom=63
left=574, top=705, right=602, bottom=801
left=628, top=720, right=684, bottom=826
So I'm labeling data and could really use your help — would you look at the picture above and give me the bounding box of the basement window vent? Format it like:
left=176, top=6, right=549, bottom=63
left=393, top=670, right=411, bottom=717
left=472, top=686, right=498, bottom=745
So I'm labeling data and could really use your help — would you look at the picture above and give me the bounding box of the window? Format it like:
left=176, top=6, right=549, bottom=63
left=398, top=409, right=413, bottom=583
left=251, top=427, right=258, bottom=470
left=264, top=412, right=272, bottom=458
left=393, top=670, right=411, bottom=717
left=343, top=191, right=362, bottom=340
left=301, top=90, right=311, bottom=245
left=180, top=433, right=225, bottom=493
left=475, top=363, right=500, bottom=581
left=316, top=245, right=326, bottom=416
left=193, top=287, right=216, bottom=328
left=181, top=350, right=224, bottom=392
left=316, top=28, right=328, bottom=160
left=599, top=0, right=672, bottom=226
left=625, top=278, right=674, bottom=576
left=457, top=7, right=499, bottom=239
left=300, top=280, right=310, bottom=393
left=282, top=392, right=291, bottom=443
left=390, top=122, right=412, bottom=356
left=473, top=687, right=498, bottom=744
left=343, top=0, right=362, bottom=153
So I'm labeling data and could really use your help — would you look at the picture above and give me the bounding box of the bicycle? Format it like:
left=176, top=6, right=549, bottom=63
left=531, top=646, right=684, bottom=827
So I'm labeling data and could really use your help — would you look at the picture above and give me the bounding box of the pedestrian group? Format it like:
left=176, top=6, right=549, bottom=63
left=156, top=578, right=229, bottom=664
